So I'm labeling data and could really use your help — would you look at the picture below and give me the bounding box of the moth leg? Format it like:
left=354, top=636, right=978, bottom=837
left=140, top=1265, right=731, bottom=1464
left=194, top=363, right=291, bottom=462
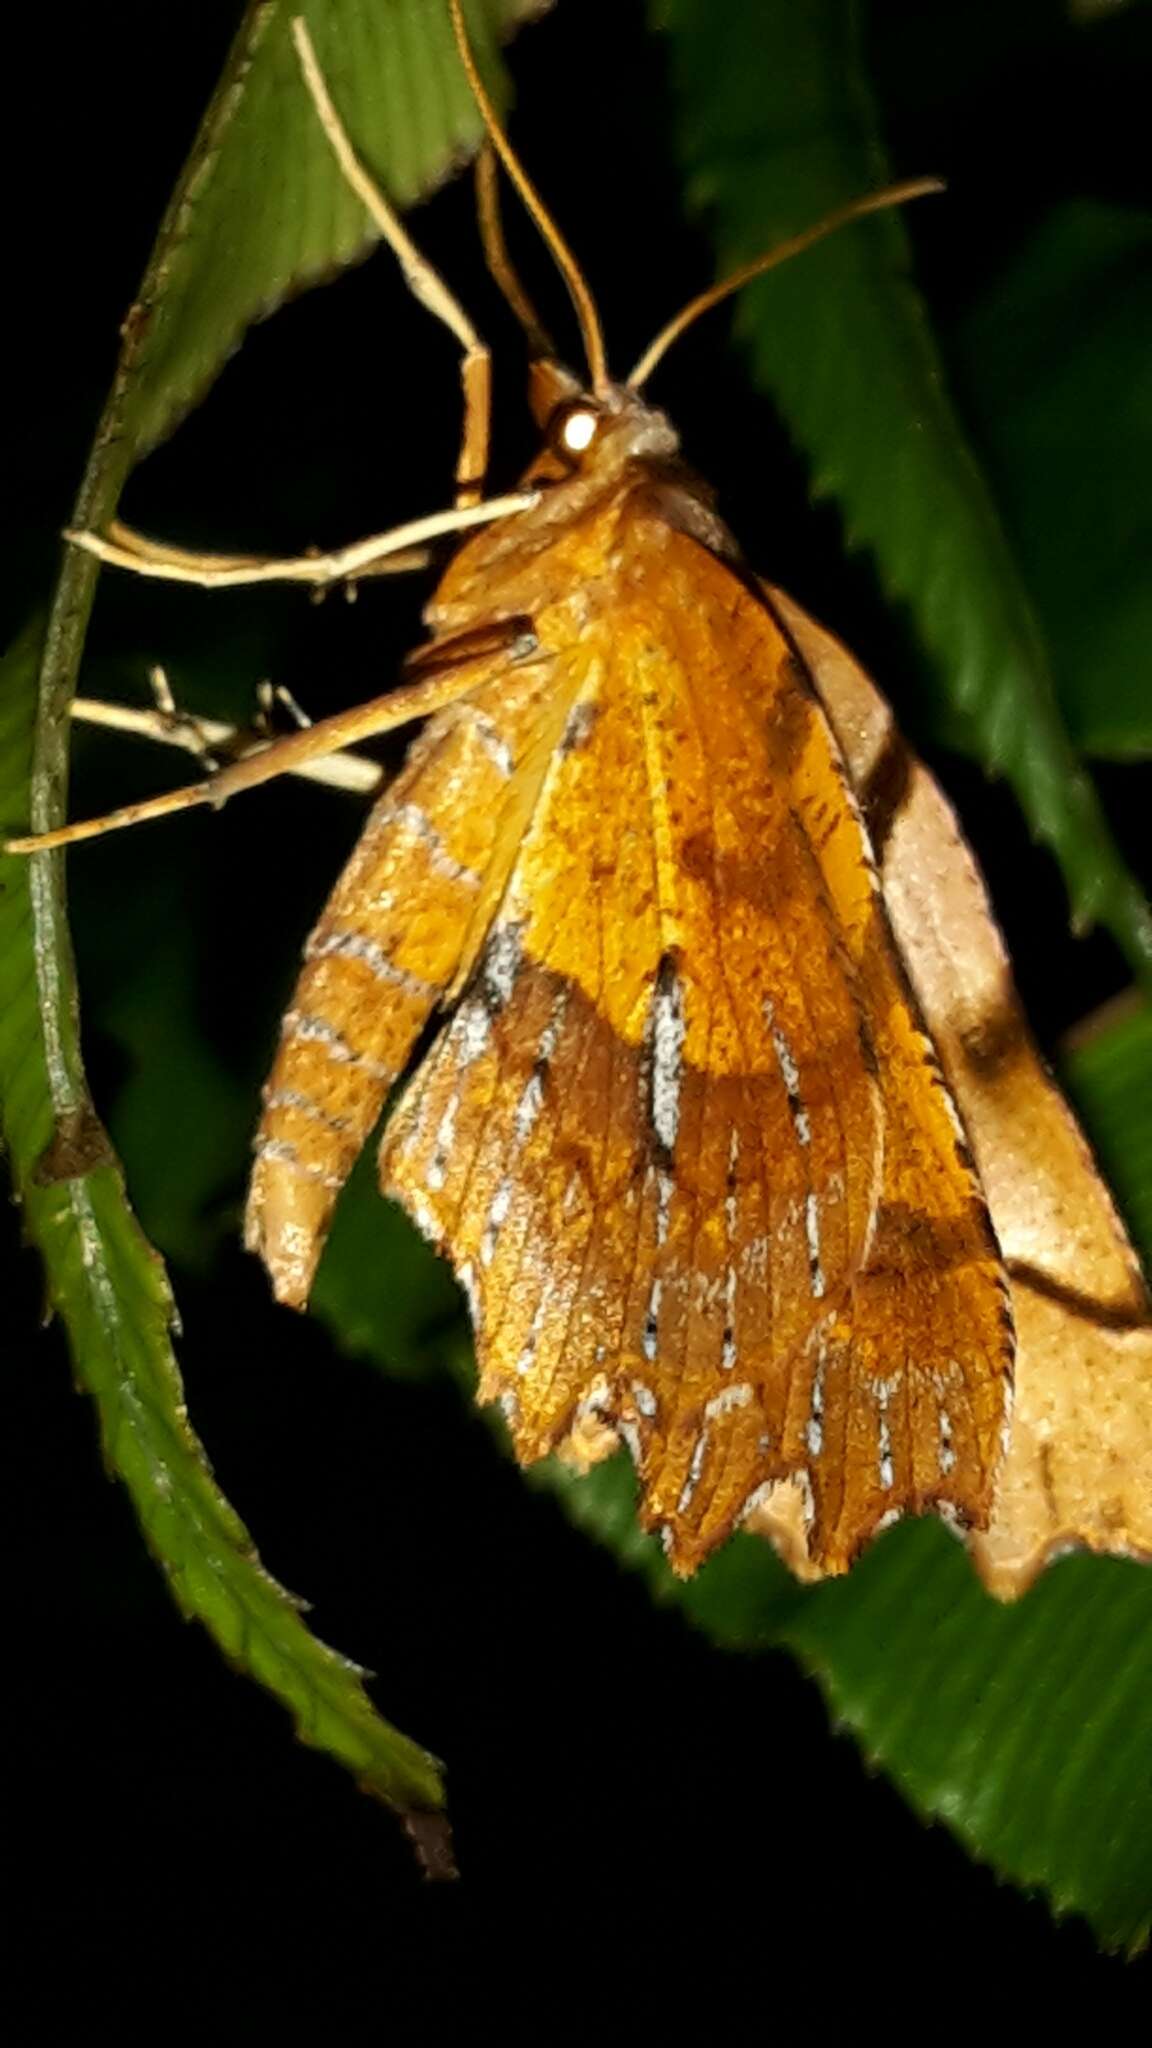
left=6, top=617, right=538, bottom=854
left=291, top=18, right=491, bottom=507
left=474, top=143, right=555, bottom=360
left=67, top=676, right=384, bottom=800
left=66, top=490, right=537, bottom=591
left=147, top=663, right=224, bottom=769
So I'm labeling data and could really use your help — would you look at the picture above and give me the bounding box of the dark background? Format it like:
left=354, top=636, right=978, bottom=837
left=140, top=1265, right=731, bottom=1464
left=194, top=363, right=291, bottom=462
left=6, top=1, right=1151, bottom=2029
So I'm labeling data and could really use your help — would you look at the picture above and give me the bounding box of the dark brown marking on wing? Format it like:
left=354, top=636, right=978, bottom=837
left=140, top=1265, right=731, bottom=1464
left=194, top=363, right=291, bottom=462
left=863, top=1200, right=1003, bottom=1278
left=858, top=725, right=913, bottom=859
left=402, top=614, right=537, bottom=677
left=953, top=1001, right=1029, bottom=1079
left=1006, top=1260, right=1152, bottom=1334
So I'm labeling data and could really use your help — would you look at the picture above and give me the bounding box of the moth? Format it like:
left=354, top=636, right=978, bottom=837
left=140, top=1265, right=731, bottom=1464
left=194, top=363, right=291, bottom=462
left=14, top=4, right=1151, bottom=1596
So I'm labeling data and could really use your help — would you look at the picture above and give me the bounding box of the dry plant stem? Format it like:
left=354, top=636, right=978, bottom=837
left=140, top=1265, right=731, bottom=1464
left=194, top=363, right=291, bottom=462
left=291, top=15, right=491, bottom=504
left=66, top=491, right=538, bottom=589
left=8, top=641, right=528, bottom=853
left=68, top=697, right=384, bottom=795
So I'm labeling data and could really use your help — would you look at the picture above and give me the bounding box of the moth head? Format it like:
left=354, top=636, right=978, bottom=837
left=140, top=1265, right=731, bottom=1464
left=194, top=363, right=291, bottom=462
left=550, top=400, right=600, bottom=461
left=528, top=359, right=680, bottom=481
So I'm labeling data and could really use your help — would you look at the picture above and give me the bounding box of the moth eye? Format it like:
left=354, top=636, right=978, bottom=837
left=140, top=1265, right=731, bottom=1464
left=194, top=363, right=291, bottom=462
left=550, top=403, right=600, bottom=461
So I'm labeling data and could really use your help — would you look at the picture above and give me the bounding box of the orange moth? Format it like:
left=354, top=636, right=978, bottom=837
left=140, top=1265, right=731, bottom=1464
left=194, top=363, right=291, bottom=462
left=12, top=3, right=1151, bottom=1596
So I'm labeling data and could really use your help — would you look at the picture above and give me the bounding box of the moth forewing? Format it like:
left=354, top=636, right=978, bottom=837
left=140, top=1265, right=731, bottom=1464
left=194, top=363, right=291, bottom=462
left=297, top=387, right=1015, bottom=1578
left=774, top=590, right=1152, bottom=1595
left=15, top=4, right=1148, bottom=1599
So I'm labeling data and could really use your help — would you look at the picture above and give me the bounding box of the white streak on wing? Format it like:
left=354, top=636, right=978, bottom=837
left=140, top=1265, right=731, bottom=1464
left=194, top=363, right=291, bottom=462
left=618, top=1419, right=643, bottom=1465
left=458, top=1259, right=480, bottom=1324
left=742, top=1235, right=769, bottom=1285
left=741, top=1466, right=814, bottom=1534
left=655, top=1167, right=675, bottom=1248
left=307, top=928, right=437, bottom=1000
left=721, top=1129, right=740, bottom=1370
left=720, top=1263, right=737, bottom=1371
left=427, top=1092, right=459, bottom=1191
left=514, top=1070, right=544, bottom=1146
left=999, top=1371, right=1015, bottom=1461
left=933, top=1055, right=971, bottom=1147
left=456, top=1000, right=492, bottom=1066
left=651, top=968, right=686, bottom=1152
left=387, top=800, right=482, bottom=887
left=560, top=696, right=599, bottom=753
left=574, top=1377, right=610, bottom=1421
left=725, top=1127, right=740, bottom=1206
left=877, top=1378, right=895, bottom=1490
left=511, top=989, right=567, bottom=1151
left=721, top=1138, right=737, bottom=1228
left=805, top=1192, right=826, bottom=1299
left=263, top=1086, right=349, bottom=1134
left=282, top=1010, right=393, bottom=1082
left=677, top=1431, right=709, bottom=1514
left=538, top=992, right=568, bottom=1064
left=253, top=1135, right=343, bottom=1190
left=765, top=1003, right=812, bottom=1147
left=467, top=708, right=514, bottom=779
left=642, top=1277, right=662, bottom=1361
left=806, top=1356, right=825, bottom=1459
left=704, top=1382, right=752, bottom=1422
left=407, top=1187, right=446, bottom=1248
left=516, top=1291, right=551, bottom=1376
left=739, top=1480, right=775, bottom=1522
left=938, top=1408, right=956, bottom=1476
left=480, top=1176, right=514, bottom=1266
left=484, top=921, right=524, bottom=1007
left=630, top=1380, right=658, bottom=1419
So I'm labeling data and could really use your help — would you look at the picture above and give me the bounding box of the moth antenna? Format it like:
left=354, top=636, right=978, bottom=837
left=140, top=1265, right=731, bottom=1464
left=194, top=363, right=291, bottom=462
left=628, top=177, right=944, bottom=391
left=474, top=142, right=556, bottom=361
left=448, top=0, right=610, bottom=395
left=291, top=16, right=491, bottom=503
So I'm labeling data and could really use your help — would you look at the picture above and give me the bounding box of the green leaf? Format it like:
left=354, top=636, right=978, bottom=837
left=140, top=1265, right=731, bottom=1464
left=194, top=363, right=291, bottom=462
left=777, top=1534, right=1152, bottom=1955
left=16, top=0, right=1150, bottom=1934
left=955, top=202, right=1152, bottom=761
left=123, top=0, right=548, bottom=461
left=310, top=980, right=1152, bottom=1944
left=2, top=0, right=548, bottom=1833
left=648, top=0, right=1152, bottom=977
left=518, top=996, right=1152, bottom=1951
left=533, top=1425, right=1152, bottom=1949
left=0, top=619, right=444, bottom=1822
